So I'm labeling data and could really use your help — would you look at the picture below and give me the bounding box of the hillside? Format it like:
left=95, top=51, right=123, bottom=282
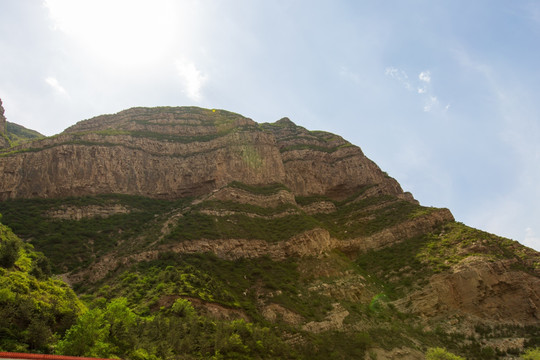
left=0, top=99, right=44, bottom=149
left=0, top=216, right=84, bottom=352
left=0, top=105, right=539, bottom=359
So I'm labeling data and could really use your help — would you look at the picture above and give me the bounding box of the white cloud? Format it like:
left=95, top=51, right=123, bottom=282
left=175, top=59, right=208, bottom=102
left=387, top=67, right=447, bottom=113
left=45, top=77, right=68, bottom=95
left=524, top=227, right=540, bottom=249
left=423, top=96, right=439, bottom=112
left=419, top=71, right=431, bottom=83
left=44, top=0, right=178, bottom=67
left=385, top=66, right=412, bottom=90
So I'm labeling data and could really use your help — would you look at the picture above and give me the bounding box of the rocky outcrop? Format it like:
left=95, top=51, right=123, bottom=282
left=0, top=98, right=8, bottom=148
left=262, top=303, right=304, bottom=325
left=302, top=303, right=350, bottom=333
left=46, top=204, right=132, bottom=220
left=396, top=256, right=540, bottom=325
left=261, top=118, right=408, bottom=200
left=205, top=186, right=296, bottom=208
left=0, top=131, right=285, bottom=200
left=339, top=208, right=454, bottom=253
left=0, top=106, right=412, bottom=202
left=67, top=227, right=337, bottom=283
left=68, top=208, right=454, bottom=284
left=366, top=348, right=424, bottom=360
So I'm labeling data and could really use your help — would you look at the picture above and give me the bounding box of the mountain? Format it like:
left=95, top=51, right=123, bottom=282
left=0, top=106, right=408, bottom=201
left=0, top=99, right=44, bottom=149
left=0, top=104, right=539, bottom=359
left=0, top=215, right=84, bottom=352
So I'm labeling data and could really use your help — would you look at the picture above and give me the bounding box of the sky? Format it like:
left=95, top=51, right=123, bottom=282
left=1, top=0, right=540, bottom=250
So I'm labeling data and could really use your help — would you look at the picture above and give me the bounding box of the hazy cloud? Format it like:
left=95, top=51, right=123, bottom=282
left=423, top=96, right=439, bottom=112
left=386, top=67, right=447, bottom=113
left=45, top=77, right=68, bottom=96
left=525, top=227, right=540, bottom=249
left=419, top=71, right=431, bottom=83
left=385, top=67, right=412, bottom=90
left=175, top=60, right=208, bottom=102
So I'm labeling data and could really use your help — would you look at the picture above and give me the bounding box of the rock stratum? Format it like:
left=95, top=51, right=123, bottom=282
left=0, top=99, right=8, bottom=148
left=0, top=104, right=539, bottom=359
left=0, top=106, right=409, bottom=201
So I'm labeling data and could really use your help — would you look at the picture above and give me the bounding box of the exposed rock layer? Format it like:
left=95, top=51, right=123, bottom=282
left=0, top=107, right=408, bottom=201
left=397, top=256, right=540, bottom=325
left=0, top=98, right=8, bottom=148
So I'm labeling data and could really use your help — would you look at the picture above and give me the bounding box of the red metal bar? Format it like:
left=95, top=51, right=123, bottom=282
left=0, top=353, right=115, bottom=360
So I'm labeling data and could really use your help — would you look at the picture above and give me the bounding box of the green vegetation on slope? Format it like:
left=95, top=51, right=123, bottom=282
left=0, top=216, right=84, bottom=353
left=6, top=121, right=44, bottom=145
left=0, top=195, right=190, bottom=272
left=0, top=185, right=539, bottom=359
left=56, top=297, right=295, bottom=360
left=165, top=211, right=321, bottom=243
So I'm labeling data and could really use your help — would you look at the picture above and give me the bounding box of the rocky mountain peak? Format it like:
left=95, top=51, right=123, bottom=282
left=0, top=104, right=538, bottom=358
left=273, top=117, right=296, bottom=127
left=0, top=98, right=8, bottom=148
left=0, top=106, right=412, bottom=202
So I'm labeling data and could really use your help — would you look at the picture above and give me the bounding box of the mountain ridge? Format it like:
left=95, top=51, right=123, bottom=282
left=0, top=106, right=411, bottom=202
left=0, top=103, right=539, bottom=359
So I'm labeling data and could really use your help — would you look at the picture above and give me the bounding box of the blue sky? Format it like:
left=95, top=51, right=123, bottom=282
left=1, top=0, right=540, bottom=250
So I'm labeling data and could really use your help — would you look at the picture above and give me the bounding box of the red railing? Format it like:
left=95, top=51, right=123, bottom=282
left=0, top=353, right=115, bottom=360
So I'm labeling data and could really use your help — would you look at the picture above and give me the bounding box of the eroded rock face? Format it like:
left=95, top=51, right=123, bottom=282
left=261, top=118, right=406, bottom=200
left=46, top=204, right=132, bottom=220
left=302, top=303, right=349, bottom=333
left=0, top=98, right=8, bottom=148
left=206, top=186, right=296, bottom=208
left=339, top=208, right=455, bottom=253
left=397, top=256, right=540, bottom=324
left=0, top=107, right=411, bottom=202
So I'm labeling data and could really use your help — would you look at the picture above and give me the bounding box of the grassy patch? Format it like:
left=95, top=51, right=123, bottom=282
left=165, top=210, right=321, bottom=243
left=227, top=181, right=290, bottom=195
left=315, top=196, right=429, bottom=239
left=0, top=195, right=189, bottom=272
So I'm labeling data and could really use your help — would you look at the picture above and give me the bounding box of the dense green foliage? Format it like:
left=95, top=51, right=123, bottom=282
left=0, top=195, right=189, bottom=272
left=166, top=211, right=321, bottom=243
left=0, top=218, right=84, bottom=352
left=1, top=185, right=539, bottom=358
left=57, top=297, right=294, bottom=360
left=6, top=121, right=44, bottom=144
left=81, top=252, right=334, bottom=323
left=426, top=347, right=466, bottom=360
left=522, top=348, right=540, bottom=359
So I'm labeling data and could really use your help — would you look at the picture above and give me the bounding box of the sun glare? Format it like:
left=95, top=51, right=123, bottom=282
left=44, top=0, right=179, bottom=68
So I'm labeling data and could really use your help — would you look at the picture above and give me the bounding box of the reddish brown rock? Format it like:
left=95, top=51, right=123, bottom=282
left=0, top=98, right=8, bottom=148
left=0, top=107, right=414, bottom=202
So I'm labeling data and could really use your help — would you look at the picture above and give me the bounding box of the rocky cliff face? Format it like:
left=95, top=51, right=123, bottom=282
left=0, top=106, right=409, bottom=201
left=0, top=105, right=538, bottom=358
left=0, top=98, right=8, bottom=148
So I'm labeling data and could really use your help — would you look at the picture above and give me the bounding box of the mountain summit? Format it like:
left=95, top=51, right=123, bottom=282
left=0, top=106, right=410, bottom=202
left=0, top=106, right=538, bottom=359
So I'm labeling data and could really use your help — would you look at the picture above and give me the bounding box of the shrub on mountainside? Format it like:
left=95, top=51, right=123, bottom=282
left=426, top=347, right=465, bottom=360
left=0, top=216, right=84, bottom=353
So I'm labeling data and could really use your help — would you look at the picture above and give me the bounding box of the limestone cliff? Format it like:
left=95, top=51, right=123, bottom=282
left=0, top=104, right=538, bottom=358
left=0, top=106, right=411, bottom=202
left=0, top=98, right=8, bottom=148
